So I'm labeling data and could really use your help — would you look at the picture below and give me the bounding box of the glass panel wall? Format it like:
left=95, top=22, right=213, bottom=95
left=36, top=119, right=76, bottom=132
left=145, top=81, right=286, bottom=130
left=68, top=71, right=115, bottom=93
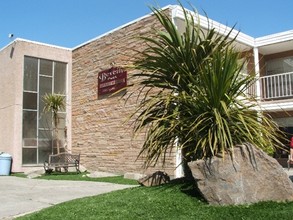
left=39, top=76, right=52, bottom=112
left=22, top=56, right=67, bottom=165
left=22, top=111, right=37, bottom=147
left=40, top=59, right=53, bottom=76
left=266, top=57, right=293, bottom=75
left=54, top=62, right=67, bottom=94
left=23, top=57, right=38, bottom=91
left=23, top=92, right=37, bottom=109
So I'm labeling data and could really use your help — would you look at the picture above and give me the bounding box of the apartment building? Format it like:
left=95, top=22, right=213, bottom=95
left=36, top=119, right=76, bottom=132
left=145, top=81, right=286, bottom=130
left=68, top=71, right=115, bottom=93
left=0, top=39, right=72, bottom=173
left=1, top=5, right=292, bottom=176
left=255, top=32, right=293, bottom=163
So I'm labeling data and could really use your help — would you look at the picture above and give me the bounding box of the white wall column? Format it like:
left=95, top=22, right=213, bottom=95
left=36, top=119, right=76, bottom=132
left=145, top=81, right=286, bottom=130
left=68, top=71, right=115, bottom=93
left=175, top=144, right=184, bottom=178
left=253, top=47, right=261, bottom=100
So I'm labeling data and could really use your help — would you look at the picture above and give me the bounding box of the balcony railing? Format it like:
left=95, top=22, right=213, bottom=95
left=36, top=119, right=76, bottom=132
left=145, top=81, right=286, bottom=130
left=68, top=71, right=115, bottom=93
left=260, top=72, right=293, bottom=100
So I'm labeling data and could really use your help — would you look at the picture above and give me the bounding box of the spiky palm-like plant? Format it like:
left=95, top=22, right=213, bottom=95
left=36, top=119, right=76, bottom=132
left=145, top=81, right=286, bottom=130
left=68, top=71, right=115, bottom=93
left=43, top=93, right=65, bottom=154
left=129, top=4, right=284, bottom=174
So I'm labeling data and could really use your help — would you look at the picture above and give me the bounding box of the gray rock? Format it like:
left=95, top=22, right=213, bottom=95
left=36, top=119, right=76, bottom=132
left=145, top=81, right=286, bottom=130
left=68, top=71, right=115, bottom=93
left=124, top=172, right=146, bottom=180
left=138, top=171, right=170, bottom=187
left=188, top=143, right=293, bottom=205
left=86, top=171, right=119, bottom=178
left=25, top=169, right=44, bottom=179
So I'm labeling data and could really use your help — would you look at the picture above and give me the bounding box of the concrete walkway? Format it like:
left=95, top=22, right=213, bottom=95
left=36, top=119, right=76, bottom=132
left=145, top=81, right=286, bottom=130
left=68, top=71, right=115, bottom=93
left=0, top=176, right=135, bottom=219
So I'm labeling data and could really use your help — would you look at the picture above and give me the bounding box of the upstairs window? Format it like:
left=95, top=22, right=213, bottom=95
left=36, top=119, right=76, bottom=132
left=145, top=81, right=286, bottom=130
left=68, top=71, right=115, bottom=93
left=266, top=56, right=293, bottom=75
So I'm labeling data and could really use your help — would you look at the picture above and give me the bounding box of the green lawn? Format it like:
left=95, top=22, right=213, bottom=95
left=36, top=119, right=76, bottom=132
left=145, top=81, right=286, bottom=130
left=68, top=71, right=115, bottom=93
left=17, top=178, right=293, bottom=220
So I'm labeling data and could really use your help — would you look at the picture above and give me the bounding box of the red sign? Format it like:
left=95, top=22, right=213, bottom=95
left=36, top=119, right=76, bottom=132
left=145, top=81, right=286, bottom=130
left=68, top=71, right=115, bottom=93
left=97, top=67, right=127, bottom=96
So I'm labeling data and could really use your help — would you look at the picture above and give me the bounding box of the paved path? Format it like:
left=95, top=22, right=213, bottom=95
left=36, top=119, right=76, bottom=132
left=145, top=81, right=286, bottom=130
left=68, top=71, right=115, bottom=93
left=0, top=176, right=135, bottom=219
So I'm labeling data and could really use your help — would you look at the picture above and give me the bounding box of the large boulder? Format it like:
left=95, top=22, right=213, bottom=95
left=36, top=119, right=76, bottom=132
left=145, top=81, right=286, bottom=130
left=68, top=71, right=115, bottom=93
left=188, top=143, right=293, bottom=205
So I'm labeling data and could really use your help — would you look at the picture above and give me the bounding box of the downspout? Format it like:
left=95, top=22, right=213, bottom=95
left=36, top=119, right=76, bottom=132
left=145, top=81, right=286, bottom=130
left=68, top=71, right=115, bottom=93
left=171, top=6, right=184, bottom=178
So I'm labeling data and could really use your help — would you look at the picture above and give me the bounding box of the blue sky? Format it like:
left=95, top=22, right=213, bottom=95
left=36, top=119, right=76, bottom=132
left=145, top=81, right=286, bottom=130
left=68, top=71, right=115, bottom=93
left=1, top=0, right=293, bottom=49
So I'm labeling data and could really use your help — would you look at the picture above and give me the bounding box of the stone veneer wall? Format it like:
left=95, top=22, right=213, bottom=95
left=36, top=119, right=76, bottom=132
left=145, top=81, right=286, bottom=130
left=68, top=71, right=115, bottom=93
left=72, top=9, right=176, bottom=177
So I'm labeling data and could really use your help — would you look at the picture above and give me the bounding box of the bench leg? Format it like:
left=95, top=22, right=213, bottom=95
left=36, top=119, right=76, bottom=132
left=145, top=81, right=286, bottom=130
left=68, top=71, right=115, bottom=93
left=75, top=160, right=81, bottom=173
left=75, top=166, right=81, bottom=173
left=44, top=162, right=53, bottom=174
left=63, top=166, right=69, bottom=173
left=55, top=167, right=62, bottom=172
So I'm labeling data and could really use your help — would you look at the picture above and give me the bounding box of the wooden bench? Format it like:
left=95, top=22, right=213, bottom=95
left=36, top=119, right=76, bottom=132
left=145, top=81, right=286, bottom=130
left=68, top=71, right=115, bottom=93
left=44, top=152, right=80, bottom=174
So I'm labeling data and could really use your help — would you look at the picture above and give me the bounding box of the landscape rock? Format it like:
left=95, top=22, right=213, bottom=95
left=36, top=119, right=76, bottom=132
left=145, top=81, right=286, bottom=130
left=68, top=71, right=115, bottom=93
left=138, top=171, right=170, bottom=187
left=25, top=169, right=44, bottom=179
left=188, top=143, right=293, bottom=205
left=86, top=171, right=119, bottom=178
left=124, top=172, right=146, bottom=180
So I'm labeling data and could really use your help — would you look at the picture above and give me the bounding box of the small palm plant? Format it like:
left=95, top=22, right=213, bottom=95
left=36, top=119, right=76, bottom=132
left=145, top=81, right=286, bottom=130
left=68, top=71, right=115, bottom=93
left=129, top=4, right=284, bottom=175
left=43, top=93, right=65, bottom=154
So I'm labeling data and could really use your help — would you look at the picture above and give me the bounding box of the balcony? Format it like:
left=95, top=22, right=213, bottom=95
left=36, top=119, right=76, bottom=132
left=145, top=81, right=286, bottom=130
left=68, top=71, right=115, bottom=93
left=260, top=72, right=293, bottom=100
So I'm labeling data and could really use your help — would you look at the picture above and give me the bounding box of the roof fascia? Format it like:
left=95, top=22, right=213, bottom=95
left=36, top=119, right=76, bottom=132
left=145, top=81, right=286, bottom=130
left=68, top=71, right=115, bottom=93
left=0, top=38, right=71, bottom=53
left=255, top=30, right=293, bottom=47
left=0, top=40, right=15, bottom=52
left=171, top=5, right=255, bottom=48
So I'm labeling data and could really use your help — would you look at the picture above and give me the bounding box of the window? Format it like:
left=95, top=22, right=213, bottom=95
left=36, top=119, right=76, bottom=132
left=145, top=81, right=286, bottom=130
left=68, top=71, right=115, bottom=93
left=266, top=57, right=293, bottom=75
left=22, top=56, right=67, bottom=165
left=54, top=62, right=67, bottom=94
left=23, top=57, right=38, bottom=91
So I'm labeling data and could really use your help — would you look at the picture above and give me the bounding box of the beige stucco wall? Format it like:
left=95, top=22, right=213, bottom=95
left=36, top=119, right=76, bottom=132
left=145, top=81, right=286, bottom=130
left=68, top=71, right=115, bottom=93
left=72, top=10, right=177, bottom=177
left=0, top=43, right=20, bottom=170
left=0, top=40, right=72, bottom=172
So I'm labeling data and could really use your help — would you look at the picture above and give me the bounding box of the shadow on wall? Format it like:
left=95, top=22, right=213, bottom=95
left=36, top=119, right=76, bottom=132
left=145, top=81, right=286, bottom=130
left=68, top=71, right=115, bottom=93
left=138, top=171, right=170, bottom=187
left=97, top=89, right=127, bottom=100
left=10, top=46, right=14, bottom=58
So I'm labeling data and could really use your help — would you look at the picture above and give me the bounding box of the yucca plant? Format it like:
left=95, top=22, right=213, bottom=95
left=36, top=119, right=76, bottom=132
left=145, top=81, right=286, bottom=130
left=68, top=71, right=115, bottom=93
left=43, top=93, right=65, bottom=154
left=129, top=3, right=284, bottom=175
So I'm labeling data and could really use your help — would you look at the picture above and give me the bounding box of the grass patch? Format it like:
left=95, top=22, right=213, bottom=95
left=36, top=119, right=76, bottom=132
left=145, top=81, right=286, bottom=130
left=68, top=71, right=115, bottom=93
left=17, top=179, right=293, bottom=220
left=37, top=172, right=138, bottom=185
left=11, top=172, right=27, bottom=178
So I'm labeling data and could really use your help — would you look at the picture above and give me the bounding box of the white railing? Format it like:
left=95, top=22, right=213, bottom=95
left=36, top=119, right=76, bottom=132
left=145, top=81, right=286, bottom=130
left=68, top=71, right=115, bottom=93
left=246, top=80, right=257, bottom=97
left=260, top=72, right=293, bottom=100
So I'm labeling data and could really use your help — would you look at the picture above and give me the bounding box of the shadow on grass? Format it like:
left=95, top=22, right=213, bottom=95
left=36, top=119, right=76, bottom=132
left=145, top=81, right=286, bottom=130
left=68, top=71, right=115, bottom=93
left=153, top=176, right=207, bottom=203
left=43, top=171, right=86, bottom=176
